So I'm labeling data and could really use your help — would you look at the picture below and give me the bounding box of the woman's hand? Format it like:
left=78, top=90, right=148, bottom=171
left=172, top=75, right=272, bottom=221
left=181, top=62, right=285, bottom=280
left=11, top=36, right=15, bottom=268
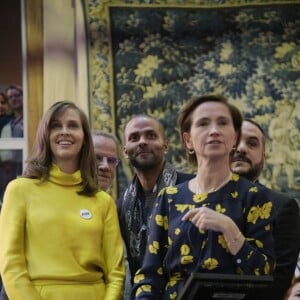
left=182, top=207, right=245, bottom=255
left=182, top=206, right=226, bottom=232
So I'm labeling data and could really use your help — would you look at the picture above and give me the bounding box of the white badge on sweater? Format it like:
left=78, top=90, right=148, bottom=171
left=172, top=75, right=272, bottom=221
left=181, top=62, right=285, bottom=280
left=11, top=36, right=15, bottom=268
left=80, top=209, right=92, bottom=220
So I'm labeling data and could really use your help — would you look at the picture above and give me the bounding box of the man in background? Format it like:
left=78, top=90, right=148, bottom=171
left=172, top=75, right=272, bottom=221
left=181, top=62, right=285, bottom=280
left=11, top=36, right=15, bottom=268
left=231, top=119, right=300, bottom=300
left=1, top=85, right=23, bottom=138
left=117, top=115, right=194, bottom=299
left=92, top=130, right=120, bottom=192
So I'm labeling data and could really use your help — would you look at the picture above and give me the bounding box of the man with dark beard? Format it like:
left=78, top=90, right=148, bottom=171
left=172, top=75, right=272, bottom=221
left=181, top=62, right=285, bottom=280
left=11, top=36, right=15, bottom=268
left=117, top=115, right=194, bottom=299
left=231, top=119, right=300, bottom=300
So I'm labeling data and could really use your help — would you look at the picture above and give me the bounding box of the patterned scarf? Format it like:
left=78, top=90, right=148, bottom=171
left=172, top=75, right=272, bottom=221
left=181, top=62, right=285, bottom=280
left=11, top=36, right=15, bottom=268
left=121, top=162, right=178, bottom=277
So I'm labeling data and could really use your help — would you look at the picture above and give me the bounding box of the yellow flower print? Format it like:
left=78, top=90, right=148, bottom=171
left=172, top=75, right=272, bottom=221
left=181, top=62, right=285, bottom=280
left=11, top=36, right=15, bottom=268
left=134, top=55, right=163, bottom=79
left=163, top=216, right=168, bottom=230
left=199, top=228, right=205, bottom=234
left=232, top=173, right=239, bottom=181
left=236, top=267, right=243, bottom=275
left=181, top=255, right=194, bottom=264
left=247, top=205, right=260, bottom=224
left=175, top=204, right=195, bottom=213
left=155, top=214, right=163, bottom=226
left=264, top=262, right=270, bottom=275
left=166, top=186, right=178, bottom=194
left=193, top=193, right=208, bottom=203
left=157, top=267, right=163, bottom=275
left=255, top=240, right=263, bottom=248
left=168, top=273, right=181, bottom=287
left=216, top=204, right=226, bottom=213
left=158, top=187, right=166, bottom=197
left=134, top=274, right=145, bottom=284
left=249, top=186, right=258, bottom=193
left=248, top=202, right=272, bottom=224
left=265, top=224, right=271, bottom=231
left=168, top=236, right=172, bottom=245
left=218, top=234, right=229, bottom=251
left=180, top=244, right=190, bottom=255
left=231, top=191, right=238, bottom=198
left=202, top=258, right=219, bottom=270
left=155, top=214, right=168, bottom=229
left=247, top=251, right=254, bottom=261
left=149, top=241, right=160, bottom=254
left=260, top=201, right=272, bottom=219
left=175, top=228, right=181, bottom=235
left=167, top=273, right=181, bottom=288
left=254, top=268, right=260, bottom=276
left=170, top=292, right=177, bottom=299
left=136, top=285, right=151, bottom=296
left=201, top=239, right=207, bottom=249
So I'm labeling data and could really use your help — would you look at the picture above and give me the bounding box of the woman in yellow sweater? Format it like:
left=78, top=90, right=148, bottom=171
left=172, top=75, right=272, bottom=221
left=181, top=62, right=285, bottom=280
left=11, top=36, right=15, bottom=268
left=0, top=101, right=125, bottom=300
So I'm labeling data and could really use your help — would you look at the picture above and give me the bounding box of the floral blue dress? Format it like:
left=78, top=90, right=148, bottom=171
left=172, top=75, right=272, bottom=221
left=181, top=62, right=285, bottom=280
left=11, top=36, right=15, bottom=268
left=133, top=174, right=274, bottom=300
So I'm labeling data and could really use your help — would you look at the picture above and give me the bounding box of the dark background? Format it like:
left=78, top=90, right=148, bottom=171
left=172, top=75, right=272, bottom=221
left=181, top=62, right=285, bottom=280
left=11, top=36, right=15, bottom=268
left=0, top=0, right=22, bottom=90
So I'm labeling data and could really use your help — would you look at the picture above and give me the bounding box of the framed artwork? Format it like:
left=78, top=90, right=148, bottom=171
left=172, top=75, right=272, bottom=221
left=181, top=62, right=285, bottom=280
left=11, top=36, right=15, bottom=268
left=84, top=0, right=300, bottom=199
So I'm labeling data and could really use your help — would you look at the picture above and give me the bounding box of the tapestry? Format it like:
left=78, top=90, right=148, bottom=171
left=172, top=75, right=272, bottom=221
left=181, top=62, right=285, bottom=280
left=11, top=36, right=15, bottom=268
left=84, top=0, right=300, bottom=199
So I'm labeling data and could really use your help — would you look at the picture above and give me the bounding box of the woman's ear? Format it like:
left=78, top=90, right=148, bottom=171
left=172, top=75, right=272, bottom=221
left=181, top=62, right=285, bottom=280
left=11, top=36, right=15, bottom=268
left=182, top=132, right=192, bottom=150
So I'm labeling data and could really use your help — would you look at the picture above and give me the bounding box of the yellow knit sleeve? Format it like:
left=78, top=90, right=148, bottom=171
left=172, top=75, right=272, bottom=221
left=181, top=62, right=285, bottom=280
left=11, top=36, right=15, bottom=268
left=0, top=179, right=44, bottom=300
left=99, top=192, right=125, bottom=300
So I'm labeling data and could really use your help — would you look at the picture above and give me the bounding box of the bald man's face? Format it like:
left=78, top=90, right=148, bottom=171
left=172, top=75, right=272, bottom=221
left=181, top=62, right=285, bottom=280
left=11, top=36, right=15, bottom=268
left=231, top=121, right=265, bottom=182
left=124, top=117, right=168, bottom=171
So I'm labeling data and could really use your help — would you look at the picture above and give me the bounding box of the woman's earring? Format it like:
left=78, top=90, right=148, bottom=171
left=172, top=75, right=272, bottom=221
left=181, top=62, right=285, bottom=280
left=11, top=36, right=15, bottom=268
left=188, top=148, right=195, bottom=154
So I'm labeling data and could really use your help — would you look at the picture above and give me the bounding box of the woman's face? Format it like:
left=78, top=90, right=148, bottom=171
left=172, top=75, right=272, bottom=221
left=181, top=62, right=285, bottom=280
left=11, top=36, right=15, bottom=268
left=183, top=101, right=237, bottom=162
left=49, top=108, right=84, bottom=168
left=287, top=282, right=300, bottom=299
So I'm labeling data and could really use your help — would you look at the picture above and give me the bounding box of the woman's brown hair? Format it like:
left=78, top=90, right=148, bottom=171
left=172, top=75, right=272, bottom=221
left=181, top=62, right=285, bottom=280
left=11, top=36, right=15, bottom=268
left=23, top=100, right=98, bottom=196
left=177, top=94, right=243, bottom=165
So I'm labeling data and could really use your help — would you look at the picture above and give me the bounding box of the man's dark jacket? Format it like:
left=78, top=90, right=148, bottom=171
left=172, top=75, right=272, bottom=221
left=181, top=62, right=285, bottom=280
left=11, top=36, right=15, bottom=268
left=259, top=184, right=300, bottom=300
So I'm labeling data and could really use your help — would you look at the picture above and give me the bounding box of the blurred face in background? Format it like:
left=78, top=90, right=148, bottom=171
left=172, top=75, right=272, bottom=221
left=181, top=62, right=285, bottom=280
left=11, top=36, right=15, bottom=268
left=231, top=120, right=265, bottom=182
left=0, top=93, right=9, bottom=116
left=6, top=87, right=23, bottom=112
left=93, top=135, right=119, bottom=191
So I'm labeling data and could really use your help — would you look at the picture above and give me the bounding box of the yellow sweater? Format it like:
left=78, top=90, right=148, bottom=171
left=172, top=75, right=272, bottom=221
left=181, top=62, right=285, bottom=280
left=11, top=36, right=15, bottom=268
left=0, top=164, right=125, bottom=300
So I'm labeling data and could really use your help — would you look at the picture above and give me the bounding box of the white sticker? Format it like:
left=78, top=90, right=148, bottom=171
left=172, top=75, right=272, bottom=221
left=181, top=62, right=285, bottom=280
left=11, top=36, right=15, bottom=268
left=80, top=209, right=92, bottom=220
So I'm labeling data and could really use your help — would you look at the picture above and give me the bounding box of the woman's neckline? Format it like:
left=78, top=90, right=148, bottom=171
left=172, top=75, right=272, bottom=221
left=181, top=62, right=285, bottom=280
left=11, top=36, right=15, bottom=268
left=194, top=172, right=232, bottom=194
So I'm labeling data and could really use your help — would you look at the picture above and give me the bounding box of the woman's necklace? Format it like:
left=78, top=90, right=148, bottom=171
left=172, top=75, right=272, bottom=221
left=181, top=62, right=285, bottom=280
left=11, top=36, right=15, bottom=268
left=195, top=172, right=232, bottom=194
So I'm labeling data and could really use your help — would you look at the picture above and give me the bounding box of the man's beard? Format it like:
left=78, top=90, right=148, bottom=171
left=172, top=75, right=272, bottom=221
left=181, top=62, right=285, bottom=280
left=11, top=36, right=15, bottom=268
left=231, top=153, right=264, bottom=182
left=129, top=155, right=161, bottom=171
left=237, top=164, right=263, bottom=182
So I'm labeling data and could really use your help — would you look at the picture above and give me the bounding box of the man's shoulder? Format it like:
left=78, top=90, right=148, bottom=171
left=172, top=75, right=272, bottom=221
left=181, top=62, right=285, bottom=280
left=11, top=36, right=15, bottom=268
left=257, top=182, right=298, bottom=210
left=266, top=189, right=291, bottom=202
left=176, top=171, right=195, bottom=184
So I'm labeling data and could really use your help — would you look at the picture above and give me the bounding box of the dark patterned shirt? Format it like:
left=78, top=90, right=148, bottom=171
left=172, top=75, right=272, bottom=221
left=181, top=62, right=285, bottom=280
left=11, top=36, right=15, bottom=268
left=133, top=174, right=275, bottom=300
